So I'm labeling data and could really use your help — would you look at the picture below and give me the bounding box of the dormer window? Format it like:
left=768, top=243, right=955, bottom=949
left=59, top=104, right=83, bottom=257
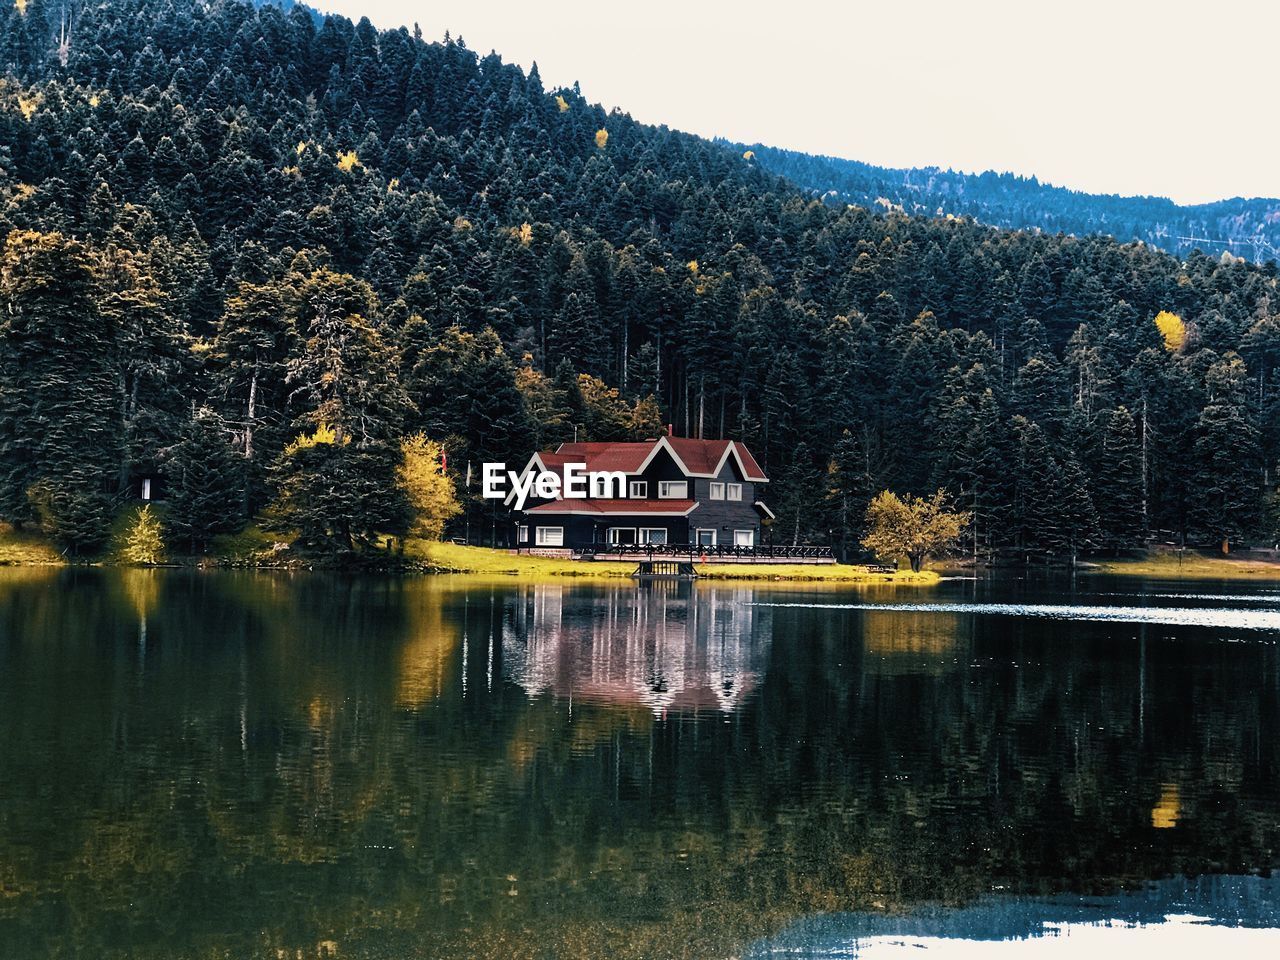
left=726, top=483, right=743, bottom=501
left=629, top=480, right=647, bottom=499
left=709, top=482, right=725, bottom=500
left=658, top=481, right=687, bottom=499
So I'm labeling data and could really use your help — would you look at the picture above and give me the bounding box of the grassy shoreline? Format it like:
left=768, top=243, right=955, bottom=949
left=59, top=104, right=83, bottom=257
left=13, top=522, right=1280, bottom=583
left=1087, top=552, right=1280, bottom=581
left=2, top=527, right=937, bottom=583
left=407, top=541, right=940, bottom=583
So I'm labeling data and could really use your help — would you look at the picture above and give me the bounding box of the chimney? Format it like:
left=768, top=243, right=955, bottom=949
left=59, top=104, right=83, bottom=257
left=666, top=423, right=674, bottom=437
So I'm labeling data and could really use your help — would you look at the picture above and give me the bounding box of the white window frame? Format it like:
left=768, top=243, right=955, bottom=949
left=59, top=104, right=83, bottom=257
left=695, top=528, right=717, bottom=547
left=734, top=529, right=754, bottom=547
left=629, top=480, right=648, bottom=499
left=726, top=483, right=743, bottom=501
left=640, top=527, right=668, bottom=545
left=658, top=481, right=688, bottom=499
left=141, top=478, right=152, bottom=501
left=518, top=524, right=529, bottom=543
left=709, top=482, right=725, bottom=500
left=607, top=527, right=638, bottom=545
left=535, top=526, right=564, bottom=547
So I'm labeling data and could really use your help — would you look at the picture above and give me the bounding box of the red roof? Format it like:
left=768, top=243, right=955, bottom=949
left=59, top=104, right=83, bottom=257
left=525, top=499, right=699, bottom=516
left=544, top=437, right=767, bottom=482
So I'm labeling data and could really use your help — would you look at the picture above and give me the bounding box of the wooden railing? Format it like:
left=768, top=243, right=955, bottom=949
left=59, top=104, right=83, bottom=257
left=576, top=543, right=834, bottom=561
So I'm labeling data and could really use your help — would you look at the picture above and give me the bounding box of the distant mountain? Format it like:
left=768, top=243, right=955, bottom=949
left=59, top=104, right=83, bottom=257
left=739, top=143, right=1280, bottom=263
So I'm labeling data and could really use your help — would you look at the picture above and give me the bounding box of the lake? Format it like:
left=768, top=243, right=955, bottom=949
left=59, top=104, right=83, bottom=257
left=0, top=569, right=1278, bottom=958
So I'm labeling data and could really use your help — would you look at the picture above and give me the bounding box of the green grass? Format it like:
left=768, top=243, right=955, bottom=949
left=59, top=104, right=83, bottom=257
left=407, top=540, right=636, bottom=577
left=0, top=524, right=940, bottom=584
left=0, top=524, right=63, bottom=565
left=209, top=523, right=293, bottom=563
left=1091, top=551, right=1280, bottom=581
left=696, top=562, right=938, bottom=583
left=407, top=540, right=939, bottom=583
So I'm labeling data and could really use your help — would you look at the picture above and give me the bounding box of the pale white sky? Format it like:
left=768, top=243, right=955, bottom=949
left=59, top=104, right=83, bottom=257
left=317, top=0, right=1279, bottom=205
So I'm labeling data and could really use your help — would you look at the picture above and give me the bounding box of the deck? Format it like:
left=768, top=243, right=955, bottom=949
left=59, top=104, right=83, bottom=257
left=576, top=544, right=836, bottom=564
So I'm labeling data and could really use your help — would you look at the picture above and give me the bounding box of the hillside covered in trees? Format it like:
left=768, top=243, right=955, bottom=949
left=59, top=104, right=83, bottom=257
left=743, top=144, right=1280, bottom=265
left=2, top=0, right=1279, bottom=561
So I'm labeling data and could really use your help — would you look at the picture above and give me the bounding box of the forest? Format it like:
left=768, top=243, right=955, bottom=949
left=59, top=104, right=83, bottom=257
left=745, top=143, right=1280, bottom=265
left=1, top=0, right=1279, bottom=560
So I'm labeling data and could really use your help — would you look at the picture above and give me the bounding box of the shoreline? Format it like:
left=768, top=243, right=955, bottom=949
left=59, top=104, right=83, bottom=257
left=1, top=532, right=938, bottom=584
left=1086, top=553, right=1280, bottom=581
left=12, top=529, right=1280, bottom=583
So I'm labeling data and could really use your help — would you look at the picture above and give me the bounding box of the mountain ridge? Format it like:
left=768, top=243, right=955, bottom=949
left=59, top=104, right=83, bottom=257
left=738, top=142, right=1280, bottom=263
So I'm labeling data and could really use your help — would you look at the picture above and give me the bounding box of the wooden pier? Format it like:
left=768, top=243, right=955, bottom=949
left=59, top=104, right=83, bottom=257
left=632, top=560, right=699, bottom=580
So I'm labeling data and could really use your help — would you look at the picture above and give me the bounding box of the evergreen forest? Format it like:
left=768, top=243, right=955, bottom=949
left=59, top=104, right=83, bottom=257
left=2, top=0, right=1279, bottom=559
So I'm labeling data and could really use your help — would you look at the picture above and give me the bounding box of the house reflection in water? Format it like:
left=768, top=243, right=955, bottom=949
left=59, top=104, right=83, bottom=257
left=502, top=582, right=771, bottom=716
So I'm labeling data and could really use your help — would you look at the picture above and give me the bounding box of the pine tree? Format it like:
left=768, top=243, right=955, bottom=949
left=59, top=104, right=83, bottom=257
left=1191, top=355, right=1260, bottom=548
left=1010, top=417, right=1061, bottom=558
left=1093, top=406, right=1145, bottom=547
left=272, top=271, right=412, bottom=552
left=165, top=410, right=245, bottom=553
left=0, top=231, right=122, bottom=552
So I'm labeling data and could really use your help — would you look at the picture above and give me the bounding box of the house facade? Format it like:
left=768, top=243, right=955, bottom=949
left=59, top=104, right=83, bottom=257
left=511, top=437, right=772, bottom=552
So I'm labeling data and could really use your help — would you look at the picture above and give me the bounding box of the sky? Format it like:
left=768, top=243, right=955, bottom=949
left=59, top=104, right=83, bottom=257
left=317, top=0, right=1279, bottom=206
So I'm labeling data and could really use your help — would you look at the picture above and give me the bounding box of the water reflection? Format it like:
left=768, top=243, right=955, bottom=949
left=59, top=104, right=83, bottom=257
left=746, top=874, right=1280, bottom=958
left=504, top=581, right=769, bottom=714
left=0, top=570, right=1277, bottom=959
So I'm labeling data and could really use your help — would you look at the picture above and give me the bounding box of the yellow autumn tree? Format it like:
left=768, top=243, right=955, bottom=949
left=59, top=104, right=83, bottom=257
left=120, top=505, right=165, bottom=566
left=336, top=150, right=361, bottom=173
left=284, top=422, right=348, bottom=455
left=15, top=0, right=28, bottom=16
left=398, top=434, right=461, bottom=541
left=1154, top=310, right=1187, bottom=352
left=555, top=94, right=569, bottom=112
left=742, top=150, right=755, bottom=160
left=861, top=490, right=969, bottom=573
left=594, top=128, right=609, bottom=149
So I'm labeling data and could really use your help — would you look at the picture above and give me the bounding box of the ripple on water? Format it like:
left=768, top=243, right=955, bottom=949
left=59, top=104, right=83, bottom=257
left=748, top=600, right=1280, bottom=632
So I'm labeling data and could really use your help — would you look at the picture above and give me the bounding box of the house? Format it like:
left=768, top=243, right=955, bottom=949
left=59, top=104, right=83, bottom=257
left=511, top=436, right=773, bottom=552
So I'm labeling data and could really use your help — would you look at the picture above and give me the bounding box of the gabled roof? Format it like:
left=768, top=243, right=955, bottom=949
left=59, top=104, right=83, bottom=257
left=525, top=499, right=699, bottom=516
left=548, top=437, right=768, bottom=482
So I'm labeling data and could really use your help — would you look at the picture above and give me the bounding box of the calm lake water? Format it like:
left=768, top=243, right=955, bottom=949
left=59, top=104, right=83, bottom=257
left=0, top=569, right=1278, bottom=959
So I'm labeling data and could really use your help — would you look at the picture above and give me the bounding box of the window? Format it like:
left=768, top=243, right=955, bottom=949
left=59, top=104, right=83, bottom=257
left=518, top=525, right=529, bottom=543
left=658, top=481, right=688, bottom=499
left=709, top=482, right=725, bottom=500
left=734, top=529, right=754, bottom=547
left=629, top=480, right=647, bottom=499
left=141, top=478, right=152, bottom=501
left=640, top=527, right=668, bottom=545
left=535, top=526, right=564, bottom=547
left=726, top=483, right=743, bottom=501
left=607, top=527, right=637, bottom=545
left=695, top=528, right=717, bottom=547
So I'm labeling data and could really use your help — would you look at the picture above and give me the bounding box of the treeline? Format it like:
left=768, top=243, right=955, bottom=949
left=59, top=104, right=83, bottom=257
left=1, top=0, right=1278, bottom=559
left=743, top=143, right=1280, bottom=265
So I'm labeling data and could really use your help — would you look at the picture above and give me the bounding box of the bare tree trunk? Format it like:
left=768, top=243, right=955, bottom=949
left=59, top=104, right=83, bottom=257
left=1140, top=396, right=1149, bottom=529
left=621, top=321, right=628, bottom=390
left=697, top=375, right=705, bottom=440
left=246, top=367, right=258, bottom=460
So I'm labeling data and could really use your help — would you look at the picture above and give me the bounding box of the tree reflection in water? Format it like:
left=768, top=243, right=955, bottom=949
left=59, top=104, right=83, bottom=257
left=0, top=570, right=1277, bottom=959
